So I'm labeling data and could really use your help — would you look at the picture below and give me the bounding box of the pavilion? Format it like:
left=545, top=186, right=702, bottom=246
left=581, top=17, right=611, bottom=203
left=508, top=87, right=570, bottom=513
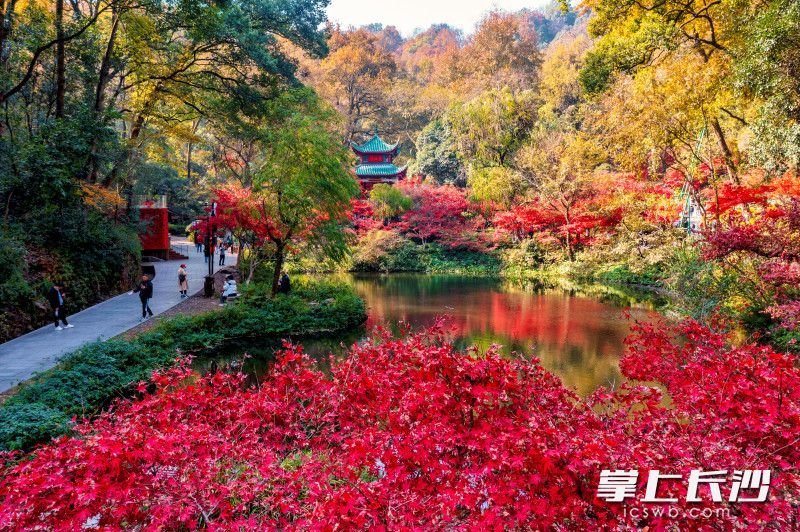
left=352, top=130, right=407, bottom=190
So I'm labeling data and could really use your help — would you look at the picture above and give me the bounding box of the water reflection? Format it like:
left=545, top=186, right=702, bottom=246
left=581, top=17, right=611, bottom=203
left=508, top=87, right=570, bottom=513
left=346, top=274, right=660, bottom=396
left=196, top=274, right=662, bottom=397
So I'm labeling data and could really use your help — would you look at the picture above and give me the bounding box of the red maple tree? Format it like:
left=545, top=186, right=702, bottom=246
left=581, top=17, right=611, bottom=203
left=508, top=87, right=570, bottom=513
left=212, top=184, right=280, bottom=283
left=702, top=173, right=800, bottom=332
left=394, top=179, right=491, bottom=251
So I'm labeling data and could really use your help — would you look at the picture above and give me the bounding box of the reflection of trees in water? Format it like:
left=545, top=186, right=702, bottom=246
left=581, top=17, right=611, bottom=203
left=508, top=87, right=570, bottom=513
left=346, top=273, right=660, bottom=396
left=449, top=331, right=623, bottom=397
left=204, top=274, right=662, bottom=396
left=192, top=326, right=367, bottom=385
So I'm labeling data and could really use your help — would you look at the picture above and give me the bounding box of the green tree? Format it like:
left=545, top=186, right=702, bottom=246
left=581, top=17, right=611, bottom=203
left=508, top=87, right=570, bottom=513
left=369, top=184, right=412, bottom=221
left=252, top=91, right=360, bottom=294
left=0, top=0, right=335, bottom=339
left=411, top=119, right=465, bottom=186
left=448, top=87, right=538, bottom=169
left=468, top=166, right=525, bottom=209
left=733, top=0, right=800, bottom=174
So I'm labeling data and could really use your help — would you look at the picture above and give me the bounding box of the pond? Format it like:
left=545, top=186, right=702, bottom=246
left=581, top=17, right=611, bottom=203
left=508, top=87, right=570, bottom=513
left=199, top=274, right=664, bottom=396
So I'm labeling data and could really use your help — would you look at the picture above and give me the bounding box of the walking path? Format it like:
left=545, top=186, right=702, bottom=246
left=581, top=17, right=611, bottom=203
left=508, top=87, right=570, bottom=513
left=0, top=237, right=236, bottom=393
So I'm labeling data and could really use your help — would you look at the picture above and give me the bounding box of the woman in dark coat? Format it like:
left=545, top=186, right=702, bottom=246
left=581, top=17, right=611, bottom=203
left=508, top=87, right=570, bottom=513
left=130, top=275, right=154, bottom=321
left=47, top=283, right=74, bottom=331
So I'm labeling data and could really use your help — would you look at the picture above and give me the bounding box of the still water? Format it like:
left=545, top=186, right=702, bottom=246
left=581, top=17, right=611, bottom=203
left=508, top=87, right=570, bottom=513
left=202, top=274, right=663, bottom=396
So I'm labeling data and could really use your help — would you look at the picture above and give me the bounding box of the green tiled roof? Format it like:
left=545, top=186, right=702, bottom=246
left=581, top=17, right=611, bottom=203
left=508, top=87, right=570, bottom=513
left=352, top=133, right=399, bottom=154
left=355, top=163, right=406, bottom=177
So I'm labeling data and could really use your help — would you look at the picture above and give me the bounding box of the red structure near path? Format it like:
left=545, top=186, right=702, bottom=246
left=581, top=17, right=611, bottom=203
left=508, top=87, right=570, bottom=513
left=138, top=196, right=170, bottom=259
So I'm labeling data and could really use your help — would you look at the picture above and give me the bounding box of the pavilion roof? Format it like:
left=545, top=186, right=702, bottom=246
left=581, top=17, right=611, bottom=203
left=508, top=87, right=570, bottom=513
left=351, top=133, right=399, bottom=154
left=355, top=163, right=407, bottom=177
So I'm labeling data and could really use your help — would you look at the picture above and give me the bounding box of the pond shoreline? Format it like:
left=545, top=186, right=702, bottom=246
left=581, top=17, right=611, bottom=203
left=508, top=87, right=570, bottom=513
left=278, top=272, right=665, bottom=396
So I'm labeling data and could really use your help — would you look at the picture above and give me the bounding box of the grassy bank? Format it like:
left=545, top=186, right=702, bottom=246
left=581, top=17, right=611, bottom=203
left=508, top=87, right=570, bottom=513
left=344, top=238, right=667, bottom=289
left=0, top=280, right=366, bottom=452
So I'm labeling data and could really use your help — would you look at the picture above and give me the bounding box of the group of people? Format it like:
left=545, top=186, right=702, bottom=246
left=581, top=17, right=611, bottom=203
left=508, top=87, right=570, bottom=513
left=47, top=273, right=155, bottom=330
left=46, top=251, right=291, bottom=331
left=193, top=233, right=232, bottom=266
left=178, top=263, right=240, bottom=306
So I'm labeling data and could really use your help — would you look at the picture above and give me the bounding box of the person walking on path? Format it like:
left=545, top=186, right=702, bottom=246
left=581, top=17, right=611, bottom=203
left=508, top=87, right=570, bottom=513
left=178, top=264, right=189, bottom=298
left=277, top=271, right=291, bottom=294
left=218, top=244, right=226, bottom=266
left=47, top=283, right=74, bottom=331
left=130, top=274, right=154, bottom=321
left=194, top=232, right=202, bottom=254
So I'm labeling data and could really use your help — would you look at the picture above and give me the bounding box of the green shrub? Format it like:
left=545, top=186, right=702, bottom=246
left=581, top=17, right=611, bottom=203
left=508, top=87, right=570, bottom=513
left=352, top=230, right=422, bottom=272
left=368, top=184, right=412, bottom=219
left=419, top=244, right=501, bottom=274
left=500, top=239, right=547, bottom=275
left=596, top=264, right=662, bottom=286
left=169, top=223, right=187, bottom=236
left=6, top=341, right=171, bottom=419
left=770, top=326, right=800, bottom=355
left=0, top=404, right=72, bottom=452
left=351, top=234, right=502, bottom=275
left=0, top=212, right=141, bottom=342
left=664, top=246, right=743, bottom=322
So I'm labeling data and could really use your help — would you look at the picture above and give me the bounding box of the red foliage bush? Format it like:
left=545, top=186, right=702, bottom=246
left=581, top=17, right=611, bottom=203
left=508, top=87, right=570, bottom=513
left=348, top=198, right=382, bottom=234
left=394, top=180, right=491, bottom=251
left=493, top=201, right=621, bottom=251
left=1, top=322, right=798, bottom=529
left=703, top=178, right=800, bottom=331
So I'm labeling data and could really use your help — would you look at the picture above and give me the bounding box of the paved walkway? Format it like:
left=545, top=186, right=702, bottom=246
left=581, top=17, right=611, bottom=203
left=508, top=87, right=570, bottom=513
left=0, top=237, right=236, bottom=393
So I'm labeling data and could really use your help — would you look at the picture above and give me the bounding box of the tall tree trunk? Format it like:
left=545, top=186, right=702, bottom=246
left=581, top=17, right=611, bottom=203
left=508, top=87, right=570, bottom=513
left=710, top=117, right=739, bottom=185
left=564, top=207, right=575, bottom=262
left=55, top=0, right=65, bottom=118
left=247, top=253, right=258, bottom=284
left=271, top=242, right=284, bottom=296
left=104, top=112, right=146, bottom=189
left=186, top=119, right=200, bottom=183
left=93, top=11, right=118, bottom=114
left=86, top=10, right=119, bottom=183
left=129, top=112, right=146, bottom=143
left=692, top=48, right=739, bottom=186
left=187, top=140, right=193, bottom=182
left=0, top=0, right=16, bottom=69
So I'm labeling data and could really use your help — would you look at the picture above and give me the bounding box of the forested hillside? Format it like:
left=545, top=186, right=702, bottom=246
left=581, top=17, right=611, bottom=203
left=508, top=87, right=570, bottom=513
left=300, top=1, right=800, bottom=351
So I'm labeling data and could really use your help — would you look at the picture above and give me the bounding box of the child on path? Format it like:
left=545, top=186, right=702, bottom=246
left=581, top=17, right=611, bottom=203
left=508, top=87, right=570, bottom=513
left=130, top=274, right=154, bottom=321
left=178, top=264, right=189, bottom=298
left=47, top=283, right=74, bottom=331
